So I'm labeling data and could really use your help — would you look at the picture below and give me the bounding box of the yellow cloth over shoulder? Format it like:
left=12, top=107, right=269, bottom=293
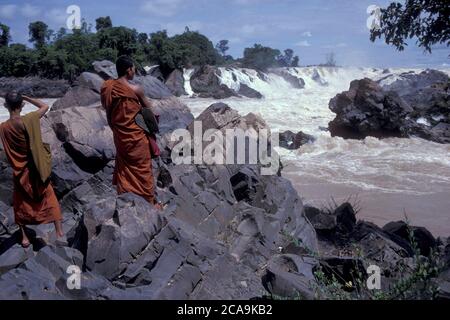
left=22, top=111, right=52, bottom=183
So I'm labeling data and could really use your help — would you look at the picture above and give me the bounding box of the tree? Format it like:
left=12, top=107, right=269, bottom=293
left=29, top=21, right=51, bottom=48
left=172, top=30, right=220, bottom=67
left=215, top=40, right=229, bottom=56
left=95, top=16, right=112, bottom=32
left=291, top=56, right=299, bottom=67
left=370, top=0, right=450, bottom=53
left=138, top=33, right=149, bottom=45
left=97, top=26, right=138, bottom=56
left=242, top=44, right=280, bottom=71
left=277, top=48, right=298, bottom=67
left=324, top=52, right=336, bottom=66
left=0, top=22, right=11, bottom=47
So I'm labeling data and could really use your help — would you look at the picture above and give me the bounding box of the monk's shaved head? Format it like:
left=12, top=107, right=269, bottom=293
left=4, top=91, right=23, bottom=111
left=116, top=55, right=135, bottom=78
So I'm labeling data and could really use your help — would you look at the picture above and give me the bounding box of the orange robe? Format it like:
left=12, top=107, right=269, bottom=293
left=101, top=79, right=156, bottom=204
left=0, top=115, right=61, bottom=225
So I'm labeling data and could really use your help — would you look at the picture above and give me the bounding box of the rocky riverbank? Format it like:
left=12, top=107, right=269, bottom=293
left=0, top=63, right=449, bottom=300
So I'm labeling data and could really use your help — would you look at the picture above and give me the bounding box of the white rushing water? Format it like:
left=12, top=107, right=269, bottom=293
left=181, top=66, right=450, bottom=236
left=1, top=67, right=449, bottom=235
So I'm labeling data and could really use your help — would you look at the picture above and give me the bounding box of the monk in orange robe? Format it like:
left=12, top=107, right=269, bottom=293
left=0, top=92, right=63, bottom=247
left=101, top=56, right=161, bottom=208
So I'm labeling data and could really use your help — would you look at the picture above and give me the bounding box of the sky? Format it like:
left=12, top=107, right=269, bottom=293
left=0, top=0, right=448, bottom=68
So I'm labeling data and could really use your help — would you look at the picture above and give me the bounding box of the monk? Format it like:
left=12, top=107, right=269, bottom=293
left=101, top=56, right=161, bottom=208
left=0, top=92, right=63, bottom=247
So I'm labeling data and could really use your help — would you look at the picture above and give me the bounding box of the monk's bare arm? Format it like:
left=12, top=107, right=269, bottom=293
left=133, top=85, right=155, bottom=110
left=22, top=96, right=49, bottom=118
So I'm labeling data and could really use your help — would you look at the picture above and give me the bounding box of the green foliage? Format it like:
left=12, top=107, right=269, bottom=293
left=242, top=44, right=281, bottom=71
left=0, top=17, right=300, bottom=80
left=0, top=22, right=11, bottom=47
left=95, top=16, right=112, bottom=32
left=28, top=21, right=51, bottom=48
left=370, top=0, right=450, bottom=53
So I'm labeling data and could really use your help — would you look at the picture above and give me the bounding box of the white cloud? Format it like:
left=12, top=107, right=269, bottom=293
left=20, top=4, right=41, bottom=18
left=141, top=0, right=183, bottom=17
left=241, top=24, right=268, bottom=36
left=322, top=42, right=348, bottom=49
left=0, top=4, right=17, bottom=19
left=296, top=40, right=311, bottom=47
left=45, top=8, right=68, bottom=25
left=301, top=31, right=312, bottom=37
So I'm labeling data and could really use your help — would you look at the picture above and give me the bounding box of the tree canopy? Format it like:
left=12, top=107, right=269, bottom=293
left=370, top=0, right=450, bottom=53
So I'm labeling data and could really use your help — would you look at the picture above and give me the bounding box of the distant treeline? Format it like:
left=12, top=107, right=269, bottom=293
left=0, top=16, right=300, bottom=80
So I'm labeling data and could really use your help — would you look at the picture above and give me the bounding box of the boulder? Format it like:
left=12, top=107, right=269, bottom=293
left=262, top=254, right=317, bottom=299
left=382, top=221, right=437, bottom=257
left=132, top=75, right=173, bottom=99
left=46, top=106, right=114, bottom=174
left=238, top=84, right=263, bottom=99
left=269, top=69, right=305, bottom=89
left=190, top=65, right=238, bottom=99
left=74, top=72, right=104, bottom=93
left=92, top=60, right=117, bottom=80
left=51, top=86, right=100, bottom=111
left=151, top=96, right=194, bottom=135
left=279, top=130, right=315, bottom=150
left=328, top=78, right=413, bottom=139
left=165, top=69, right=187, bottom=97
left=0, top=77, right=69, bottom=98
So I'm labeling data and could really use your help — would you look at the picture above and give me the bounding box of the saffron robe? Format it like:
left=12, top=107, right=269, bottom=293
left=0, top=112, right=61, bottom=225
left=100, top=79, right=158, bottom=204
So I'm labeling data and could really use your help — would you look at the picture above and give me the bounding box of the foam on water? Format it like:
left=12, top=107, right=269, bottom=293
left=181, top=66, right=450, bottom=198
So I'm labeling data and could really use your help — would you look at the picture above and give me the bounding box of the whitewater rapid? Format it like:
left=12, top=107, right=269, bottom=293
left=181, top=66, right=450, bottom=236
left=1, top=67, right=449, bottom=235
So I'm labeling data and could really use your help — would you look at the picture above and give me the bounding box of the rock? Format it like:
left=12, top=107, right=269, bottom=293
left=92, top=60, right=117, bottom=80
left=190, top=65, right=238, bottom=99
left=0, top=244, right=34, bottom=275
left=145, top=65, right=165, bottom=82
left=335, top=203, right=356, bottom=234
left=238, top=84, right=263, bottom=99
left=269, top=69, right=305, bottom=89
left=0, top=160, right=13, bottom=206
left=85, top=193, right=166, bottom=280
left=132, top=75, right=173, bottom=99
left=51, top=86, right=100, bottom=111
left=382, top=221, right=437, bottom=257
left=0, top=77, right=69, bottom=98
left=304, top=206, right=337, bottom=232
left=312, top=69, right=328, bottom=86
left=328, top=78, right=412, bottom=139
left=279, top=130, right=315, bottom=150
left=331, top=71, right=450, bottom=143
left=74, top=72, right=104, bottom=93
left=165, top=69, right=187, bottom=97
left=262, top=254, right=317, bottom=299
left=40, top=117, right=92, bottom=197
left=318, top=256, right=366, bottom=289
left=379, top=69, right=449, bottom=97
left=47, top=106, right=114, bottom=174
left=151, top=96, right=194, bottom=135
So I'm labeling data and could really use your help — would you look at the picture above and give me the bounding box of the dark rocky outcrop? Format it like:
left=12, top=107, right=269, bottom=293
left=329, top=70, right=450, bottom=143
left=238, top=84, right=263, bottom=99
left=279, top=130, right=315, bottom=150
left=0, top=77, right=69, bottom=98
left=269, top=69, right=305, bottom=89
left=165, top=69, right=187, bottom=97
left=190, top=65, right=238, bottom=99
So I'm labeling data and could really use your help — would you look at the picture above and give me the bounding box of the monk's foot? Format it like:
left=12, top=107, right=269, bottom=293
left=56, top=230, right=64, bottom=238
left=21, top=238, right=31, bottom=248
left=154, top=202, right=164, bottom=211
